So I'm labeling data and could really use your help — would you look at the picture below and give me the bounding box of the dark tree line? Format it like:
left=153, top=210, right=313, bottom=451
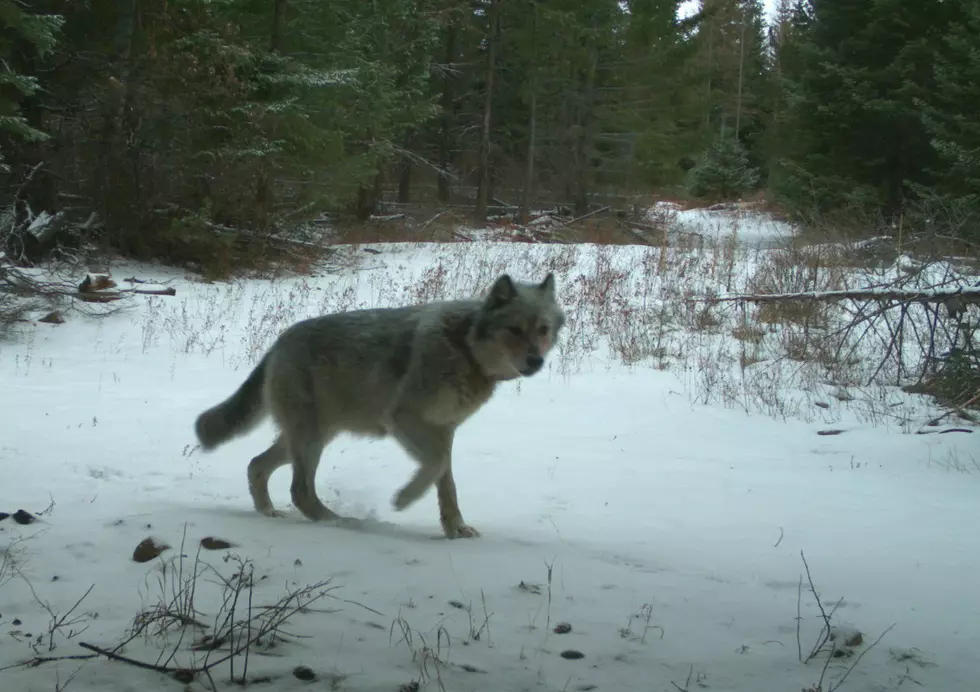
left=2, top=0, right=979, bottom=266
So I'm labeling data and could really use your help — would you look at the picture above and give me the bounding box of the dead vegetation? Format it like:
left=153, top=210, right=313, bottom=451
left=796, top=551, right=896, bottom=692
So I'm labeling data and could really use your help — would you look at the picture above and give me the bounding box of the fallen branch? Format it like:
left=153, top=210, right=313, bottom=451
left=560, top=205, right=612, bottom=227
left=708, top=286, right=980, bottom=305
left=78, top=642, right=178, bottom=674
left=76, top=286, right=177, bottom=303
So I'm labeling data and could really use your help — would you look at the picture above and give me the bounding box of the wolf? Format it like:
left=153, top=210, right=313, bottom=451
left=193, top=272, right=565, bottom=539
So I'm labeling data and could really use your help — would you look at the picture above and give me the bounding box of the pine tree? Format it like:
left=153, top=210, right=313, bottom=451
left=774, top=0, right=959, bottom=221
left=917, top=0, right=980, bottom=239
left=686, top=0, right=772, bottom=194
left=686, top=135, right=759, bottom=199
left=0, top=1, right=63, bottom=172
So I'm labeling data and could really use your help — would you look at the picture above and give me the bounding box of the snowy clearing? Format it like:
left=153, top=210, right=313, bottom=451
left=1, top=222, right=978, bottom=692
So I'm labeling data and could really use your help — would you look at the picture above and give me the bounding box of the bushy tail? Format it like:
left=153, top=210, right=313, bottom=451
left=195, top=356, right=270, bottom=451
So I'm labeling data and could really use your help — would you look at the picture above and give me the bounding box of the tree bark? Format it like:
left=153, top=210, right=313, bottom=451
left=398, top=158, right=412, bottom=203
left=572, top=20, right=598, bottom=218
left=474, top=0, right=499, bottom=224
left=437, top=23, right=457, bottom=204
left=735, top=4, right=746, bottom=140
left=518, top=2, right=539, bottom=225
left=271, top=0, right=287, bottom=52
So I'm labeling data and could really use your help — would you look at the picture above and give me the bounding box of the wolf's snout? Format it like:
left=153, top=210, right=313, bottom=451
left=522, top=354, right=544, bottom=375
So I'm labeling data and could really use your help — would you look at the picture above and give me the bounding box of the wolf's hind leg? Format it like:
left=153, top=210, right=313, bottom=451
left=285, top=425, right=341, bottom=522
left=248, top=435, right=290, bottom=517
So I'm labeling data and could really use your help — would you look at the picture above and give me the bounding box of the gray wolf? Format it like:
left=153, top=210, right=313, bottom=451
left=193, top=273, right=565, bottom=539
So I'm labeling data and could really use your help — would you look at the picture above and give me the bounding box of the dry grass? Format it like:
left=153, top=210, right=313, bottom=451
left=60, top=200, right=971, bottom=428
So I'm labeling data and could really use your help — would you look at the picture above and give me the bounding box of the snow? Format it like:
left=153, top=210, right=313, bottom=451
left=1, top=225, right=978, bottom=692
left=654, top=201, right=797, bottom=250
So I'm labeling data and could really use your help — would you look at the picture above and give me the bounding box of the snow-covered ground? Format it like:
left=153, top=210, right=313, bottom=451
left=656, top=200, right=798, bottom=250
left=1, top=221, right=977, bottom=692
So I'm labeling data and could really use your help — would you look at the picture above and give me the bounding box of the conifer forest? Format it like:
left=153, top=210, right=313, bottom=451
left=2, top=0, right=979, bottom=261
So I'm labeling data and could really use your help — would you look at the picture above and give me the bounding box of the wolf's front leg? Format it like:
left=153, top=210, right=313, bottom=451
left=388, top=412, right=477, bottom=537
left=388, top=412, right=452, bottom=510
left=436, top=465, right=480, bottom=539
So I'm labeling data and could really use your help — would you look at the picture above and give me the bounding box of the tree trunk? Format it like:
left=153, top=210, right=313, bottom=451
left=271, top=0, right=287, bottom=52
left=104, top=0, right=144, bottom=236
left=735, top=5, right=746, bottom=140
left=398, top=158, right=412, bottom=203
left=518, top=3, right=539, bottom=225
left=474, top=0, right=499, bottom=224
left=573, top=20, right=598, bottom=218
left=437, top=23, right=457, bottom=204
left=257, top=0, right=288, bottom=229
left=354, top=169, right=384, bottom=220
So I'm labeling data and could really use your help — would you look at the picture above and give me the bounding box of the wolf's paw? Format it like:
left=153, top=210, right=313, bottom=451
left=256, top=506, right=284, bottom=518
left=443, top=521, right=481, bottom=539
left=392, top=487, right=420, bottom=512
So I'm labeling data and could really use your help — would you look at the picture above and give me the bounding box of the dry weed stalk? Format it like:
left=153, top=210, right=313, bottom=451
left=796, top=550, right=896, bottom=692
left=390, top=614, right=451, bottom=691
left=71, top=546, right=336, bottom=691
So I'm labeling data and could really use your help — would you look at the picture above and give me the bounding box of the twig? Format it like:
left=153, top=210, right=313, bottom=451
left=800, top=550, right=839, bottom=664
left=829, top=624, right=897, bottom=691
left=796, top=575, right=803, bottom=662
left=670, top=663, right=695, bottom=691
left=78, top=642, right=178, bottom=674
left=560, top=205, right=611, bottom=227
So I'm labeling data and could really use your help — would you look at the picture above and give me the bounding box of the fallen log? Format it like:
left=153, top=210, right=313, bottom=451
left=75, top=286, right=177, bottom=303
left=708, top=286, right=980, bottom=305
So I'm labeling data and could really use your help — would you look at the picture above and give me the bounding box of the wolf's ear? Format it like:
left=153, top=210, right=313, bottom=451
left=486, top=274, right=516, bottom=308
left=539, top=272, right=556, bottom=299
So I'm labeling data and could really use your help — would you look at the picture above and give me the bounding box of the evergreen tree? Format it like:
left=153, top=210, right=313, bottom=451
left=686, top=135, right=759, bottom=199
left=774, top=0, right=958, bottom=221
left=917, top=0, right=980, bottom=239
left=0, top=1, right=63, bottom=172
left=686, top=0, right=772, bottom=195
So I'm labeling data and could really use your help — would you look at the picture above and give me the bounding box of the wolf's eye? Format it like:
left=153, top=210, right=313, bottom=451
left=508, top=326, right=523, bottom=336
left=538, top=325, right=549, bottom=336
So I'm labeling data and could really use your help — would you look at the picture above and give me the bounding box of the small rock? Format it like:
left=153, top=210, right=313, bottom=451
left=39, top=311, right=65, bottom=325
left=199, top=536, right=236, bottom=551
left=814, top=401, right=830, bottom=409
left=293, top=665, right=316, bottom=682
left=817, top=429, right=845, bottom=436
left=0, top=513, right=9, bottom=522
left=554, top=622, right=573, bottom=634
left=830, top=625, right=864, bottom=648
left=12, top=618, right=22, bottom=626
left=132, top=537, right=170, bottom=563
left=448, top=600, right=467, bottom=610
left=12, top=510, right=36, bottom=525
left=560, top=649, right=585, bottom=660
left=518, top=580, right=543, bottom=594
left=173, top=669, right=195, bottom=684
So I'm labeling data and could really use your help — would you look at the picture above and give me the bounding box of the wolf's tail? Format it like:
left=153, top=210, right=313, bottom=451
left=195, top=355, right=270, bottom=451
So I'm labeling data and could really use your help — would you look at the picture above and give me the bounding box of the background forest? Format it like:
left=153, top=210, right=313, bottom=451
left=2, top=0, right=979, bottom=263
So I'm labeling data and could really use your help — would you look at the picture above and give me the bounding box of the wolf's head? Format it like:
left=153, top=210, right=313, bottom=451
left=470, top=273, right=565, bottom=380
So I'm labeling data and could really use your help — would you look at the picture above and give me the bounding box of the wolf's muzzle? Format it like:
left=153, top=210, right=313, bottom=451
left=521, top=354, right=544, bottom=376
